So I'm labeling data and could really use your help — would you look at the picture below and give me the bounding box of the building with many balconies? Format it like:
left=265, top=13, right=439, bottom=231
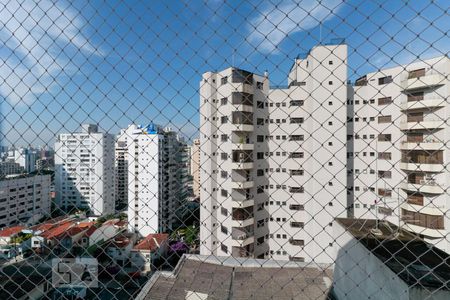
left=199, top=42, right=349, bottom=263
left=349, top=56, right=450, bottom=252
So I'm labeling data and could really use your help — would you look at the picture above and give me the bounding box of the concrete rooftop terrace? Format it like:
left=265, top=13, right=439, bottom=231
left=137, top=255, right=334, bottom=300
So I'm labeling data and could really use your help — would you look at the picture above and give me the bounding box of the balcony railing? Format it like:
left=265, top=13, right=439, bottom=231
left=232, top=228, right=254, bottom=240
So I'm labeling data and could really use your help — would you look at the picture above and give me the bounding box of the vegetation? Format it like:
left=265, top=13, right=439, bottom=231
left=11, top=232, right=32, bottom=244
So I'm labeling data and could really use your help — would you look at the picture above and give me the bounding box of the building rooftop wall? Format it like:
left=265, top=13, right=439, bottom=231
left=136, top=254, right=333, bottom=300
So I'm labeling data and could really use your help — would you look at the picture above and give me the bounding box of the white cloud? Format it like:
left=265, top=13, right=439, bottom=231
left=0, top=0, right=101, bottom=104
left=247, top=0, right=344, bottom=53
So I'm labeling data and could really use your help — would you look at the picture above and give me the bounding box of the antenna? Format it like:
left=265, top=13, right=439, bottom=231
left=319, top=22, right=322, bottom=44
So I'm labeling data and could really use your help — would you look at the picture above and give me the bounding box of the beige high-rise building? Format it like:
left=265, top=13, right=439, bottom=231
left=190, top=139, right=201, bottom=199
left=199, top=43, right=349, bottom=263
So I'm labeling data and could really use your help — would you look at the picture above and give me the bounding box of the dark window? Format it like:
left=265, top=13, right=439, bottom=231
left=378, top=76, right=393, bottom=85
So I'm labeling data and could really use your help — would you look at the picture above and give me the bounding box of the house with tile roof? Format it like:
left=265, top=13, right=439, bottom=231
left=131, top=233, right=169, bottom=272
left=0, top=226, right=24, bottom=245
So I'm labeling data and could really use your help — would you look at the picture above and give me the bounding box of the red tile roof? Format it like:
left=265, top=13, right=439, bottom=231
left=133, top=233, right=169, bottom=251
left=0, top=226, right=24, bottom=237
left=40, top=222, right=75, bottom=239
left=59, top=222, right=96, bottom=239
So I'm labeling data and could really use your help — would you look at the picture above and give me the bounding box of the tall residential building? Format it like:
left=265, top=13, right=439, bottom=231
left=350, top=56, right=450, bottom=252
left=0, top=174, right=51, bottom=228
left=199, top=43, right=348, bottom=263
left=55, top=124, right=115, bottom=216
left=124, top=124, right=189, bottom=237
left=115, top=129, right=129, bottom=211
left=190, top=139, right=201, bottom=198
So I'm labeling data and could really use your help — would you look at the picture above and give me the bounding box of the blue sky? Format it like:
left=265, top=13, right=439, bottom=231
left=0, top=0, right=448, bottom=146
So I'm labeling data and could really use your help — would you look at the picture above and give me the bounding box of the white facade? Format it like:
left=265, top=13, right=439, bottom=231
left=190, top=139, right=201, bottom=198
left=55, top=124, right=115, bottom=216
left=199, top=44, right=348, bottom=263
left=350, top=56, right=450, bottom=252
left=125, top=124, right=189, bottom=237
left=0, top=174, right=51, bottom=228
left=8, top=148, right=37, bottom=173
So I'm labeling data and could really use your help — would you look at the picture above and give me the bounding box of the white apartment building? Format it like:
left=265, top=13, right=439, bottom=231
left=8, top=148, right=37, bottom=173
left=350, top=56, right=450, bottom=252
left=190, top=139, right=201, bottom=198
left=200, top=43, right=348, bottom=263
left=55, top=124, right=115, bottom=216
left=0, top=174, right=51, bottom=228
left=124, top=124, right=189, bottom=237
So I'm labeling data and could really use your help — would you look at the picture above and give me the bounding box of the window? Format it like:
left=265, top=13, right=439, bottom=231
left=257, top=135, right=264, bottom=142
left=257, top=152, right=264, bottom=159
left=290, top=152, right=304, bottom=158
left=378, top=134, right=391, bottom=142
left=221, top=116, right=228, bottom=124
left=221, top=171, right=228, bottom=178
left=290, top=187, right=304, bottom=193
left=257, top=118, right=264, bottom=125
left=290, top=100, right=304, bottom=106
left=221, top=243, right=228, bottom=253
left=378, top=188, right=392, bottom=197
left=378, top=170, right=391, bottom=178
left=221, top=134, right=228, bottom=142
left=401, top=209, right=444, bottom=229
left=328, top=60, right=333, bottom=65
left=221, top=153, right=228, bottom=160
left=257, top=169, right=264, bottom=176
left=290, top=170, right=303, bottom=176
left=378, top=97, right=393, bottom=105
left=221, top=76, right=228, bottom=85
left=289, top=204, right=304, bottom=211
left=221, top=189, right=228, bottom=197
left=291, top=222, right=305, bottom=228
left=378, top=152, right=392, bottom=160
left=257, top=101, right=264, bottom=108
left=257, top=81, right=263, bottom=89
left=289, top=239, right=305, bottom=246
left=289, top=135, right=304, bottom=141
left=328, top=81, right=333, bottom=85
left=290, top=117, right=304, bottom=124
left=378, top=75, right=393, bottom=85
left=378, top=115, right=392, bottom=123
left=221, top=207, right=228, bottom=216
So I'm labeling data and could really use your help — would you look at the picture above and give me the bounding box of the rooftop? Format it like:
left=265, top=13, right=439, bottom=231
left=336, top=218, right=450, bottom=290
left=133, top=233, right=169, bottom=251
left=137, top=255, right=333, bottom=300
left=0, top=226, right=24, bottom=237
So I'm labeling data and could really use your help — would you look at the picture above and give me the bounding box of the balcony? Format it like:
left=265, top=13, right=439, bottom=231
left=400, top=162, right=444, bottom=173
left=401, top=180, right=444, bottom=195
left=231, top=227, right=254, bottom=246
left=231, top=180, right=254, bottom=189
left=401, top=206, right=446, bottom=239
left=401, top=71, right=446, bottom=91
left=231, top=134, right=253, bottom=151
left=399, top=119, right=444, bottom=131
left=399, top=140, right=444, bottom=151
left=232, top=244, right=254, bottom=258
left=231, top=190, right=254, bottom=208
left=232, top=207, right=254, bottom=227
left=232, top=150, right=253, bottom=170
left=400, top=98, right=445, bottom=111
